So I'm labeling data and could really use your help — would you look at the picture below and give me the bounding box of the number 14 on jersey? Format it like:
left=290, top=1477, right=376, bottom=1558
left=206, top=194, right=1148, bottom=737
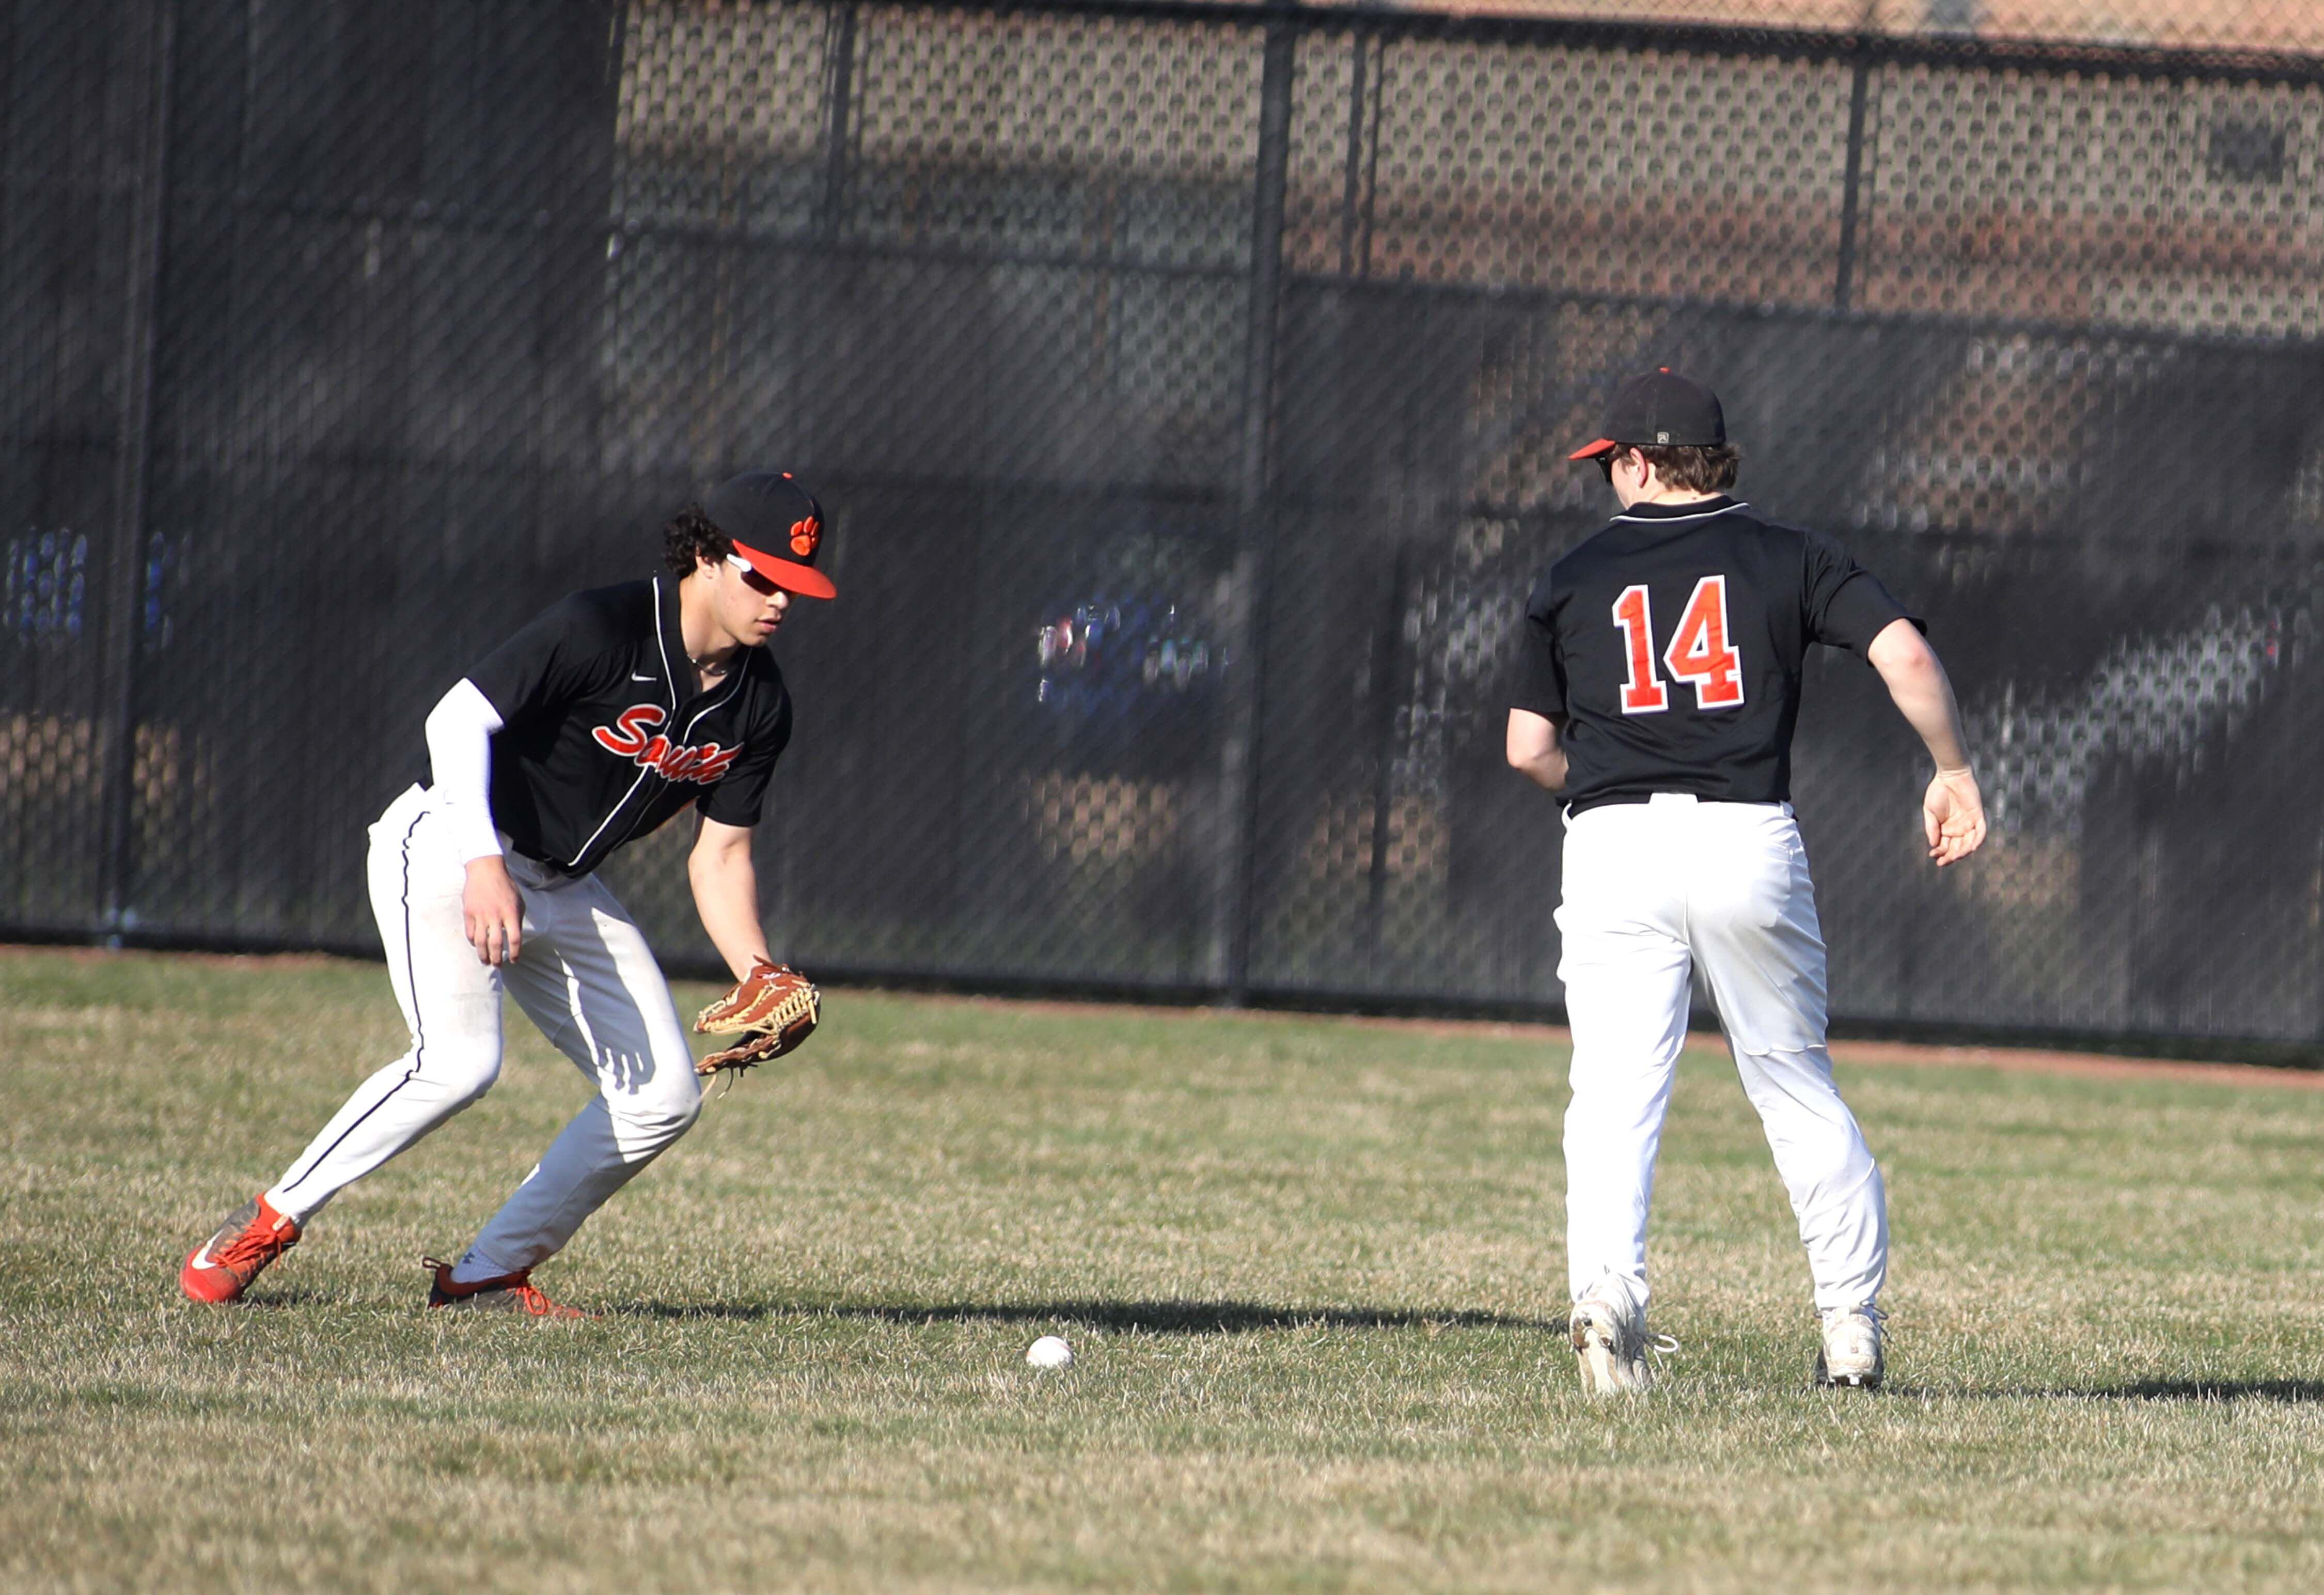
left=1612, top=576, right=1746, bottom=714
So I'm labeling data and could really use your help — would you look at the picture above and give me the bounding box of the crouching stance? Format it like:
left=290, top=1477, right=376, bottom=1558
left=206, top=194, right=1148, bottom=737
left=182, top=473, right=836, bottom=1313
left=1508, top=372, right=1985, bottom=1393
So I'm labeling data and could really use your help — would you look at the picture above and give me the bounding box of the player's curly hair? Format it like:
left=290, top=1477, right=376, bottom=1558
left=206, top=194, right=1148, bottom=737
left=1628, top=442, right=1742, bottom=494
left=662, top=502, right=734, bottom=577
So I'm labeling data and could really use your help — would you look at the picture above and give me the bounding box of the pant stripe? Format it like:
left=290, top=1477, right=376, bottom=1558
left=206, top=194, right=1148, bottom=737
left=275, top=810, right=432, bottom=1197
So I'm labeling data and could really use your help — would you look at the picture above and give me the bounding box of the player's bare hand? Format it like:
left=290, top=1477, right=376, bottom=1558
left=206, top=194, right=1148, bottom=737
left=1922, top=768, right=1987, bottom=867
left=462, top=856, right=524, bottom=965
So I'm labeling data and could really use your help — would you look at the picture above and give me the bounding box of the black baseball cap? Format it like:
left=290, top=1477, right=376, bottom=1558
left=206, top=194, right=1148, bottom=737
left=1568, top=369, right=1726, bottom=460
left=702, top=471, right=836, bottom=600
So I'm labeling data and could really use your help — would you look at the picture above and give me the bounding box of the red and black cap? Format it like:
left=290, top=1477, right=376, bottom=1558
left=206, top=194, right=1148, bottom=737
left=1568, top=369, right=1726, bottom=460
left=702, top=471, right=836, bottom=600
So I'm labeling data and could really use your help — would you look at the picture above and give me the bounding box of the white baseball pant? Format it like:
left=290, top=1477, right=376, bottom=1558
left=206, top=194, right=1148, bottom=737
left=265, top=784, right=702, bottom=1280
left=1557, top=794, right=1886, bottom=1315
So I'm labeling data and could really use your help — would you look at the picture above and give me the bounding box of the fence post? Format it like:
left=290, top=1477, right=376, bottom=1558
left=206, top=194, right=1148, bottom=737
left=96, top=0, right=177, bottom=939
left=1337, top=28, right=1370, bottom=277
left=1832, top=43, right=1872, bottom=311
left=1361, top=542, right=1409, bottom=974
left=822, top=1, right=859, bottom=235
left=1211, top=1, right=1298, bottom=1002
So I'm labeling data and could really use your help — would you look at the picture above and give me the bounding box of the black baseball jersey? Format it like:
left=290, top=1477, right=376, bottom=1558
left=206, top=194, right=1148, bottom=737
left=1514, top=497, right=1916, bottom=811
left=437, top=576, right=793, bottom=876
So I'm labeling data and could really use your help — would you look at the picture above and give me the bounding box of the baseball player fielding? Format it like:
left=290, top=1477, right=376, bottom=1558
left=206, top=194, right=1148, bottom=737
left=1508, top=370, right=1987, bottom=1395
left=180, top=472, right=837, bottom=1315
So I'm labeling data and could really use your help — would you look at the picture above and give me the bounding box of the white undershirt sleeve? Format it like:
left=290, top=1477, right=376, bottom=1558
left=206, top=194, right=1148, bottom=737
left=423, top=678, right=507, bottom=864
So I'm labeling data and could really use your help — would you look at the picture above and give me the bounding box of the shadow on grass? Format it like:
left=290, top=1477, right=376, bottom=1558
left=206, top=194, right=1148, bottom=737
left=2073, top=1379, right=2324, bottom=1404
left=622, top=1299, right=1560, bottom=1334
left=1891, top=1380, right=2324, bottom=1404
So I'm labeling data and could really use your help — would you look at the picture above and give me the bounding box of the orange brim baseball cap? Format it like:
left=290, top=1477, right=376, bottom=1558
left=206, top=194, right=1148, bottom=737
left=704, top=471, right=838, bottom=600
left=727, top=539, right=837, bottom=600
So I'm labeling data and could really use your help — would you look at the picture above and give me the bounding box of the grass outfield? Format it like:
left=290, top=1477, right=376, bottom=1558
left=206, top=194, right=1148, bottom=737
left=4, top=948, right=2323, bottom=1593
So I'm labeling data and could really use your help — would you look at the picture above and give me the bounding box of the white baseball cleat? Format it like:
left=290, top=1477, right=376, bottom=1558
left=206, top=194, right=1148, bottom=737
left=1569, top=1274, right=1665, bottom=1396
left=1815, top=1305, right=1885, bottom=1390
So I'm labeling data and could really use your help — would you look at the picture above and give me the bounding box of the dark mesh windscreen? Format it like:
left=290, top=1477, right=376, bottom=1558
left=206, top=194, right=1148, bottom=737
left=9, top=0, right=2324, bottom=1049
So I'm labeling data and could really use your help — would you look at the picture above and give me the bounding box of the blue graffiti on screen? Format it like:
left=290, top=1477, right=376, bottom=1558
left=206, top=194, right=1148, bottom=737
left=6, top=529, right=88, bottom=643
left=1035, top=598, right=1220, bottom=716
left=143, top=531, right=179, bottom=644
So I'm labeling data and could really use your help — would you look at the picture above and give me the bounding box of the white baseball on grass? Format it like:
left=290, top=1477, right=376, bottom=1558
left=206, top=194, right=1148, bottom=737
left=1025, top=1335, right=1074, bottom=1369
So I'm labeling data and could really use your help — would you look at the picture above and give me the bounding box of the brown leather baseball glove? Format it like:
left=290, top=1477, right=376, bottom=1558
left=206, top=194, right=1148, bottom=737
left=693, top=959, right=820, bottom=1076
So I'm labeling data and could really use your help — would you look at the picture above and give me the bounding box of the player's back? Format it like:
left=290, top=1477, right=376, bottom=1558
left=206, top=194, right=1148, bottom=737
left=1518, top=496, right=1912, bottom=811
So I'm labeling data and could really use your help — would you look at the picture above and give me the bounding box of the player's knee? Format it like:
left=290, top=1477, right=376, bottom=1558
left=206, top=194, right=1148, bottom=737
left=425, top=1038, right=503, bottom=1103
left=450, top=1060, right=502, bottom=1108
left=611, top=1090, right=700, bottom=1151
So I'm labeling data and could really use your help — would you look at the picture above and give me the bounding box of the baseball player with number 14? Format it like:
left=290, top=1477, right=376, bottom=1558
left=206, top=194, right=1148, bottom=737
left=180, top=473, right=833, bottom=1316
left=1508, top=371, right=1987, bottom=1394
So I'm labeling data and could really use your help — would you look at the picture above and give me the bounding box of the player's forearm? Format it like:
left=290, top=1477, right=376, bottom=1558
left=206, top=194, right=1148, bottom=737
left=1512, top=747, right=1568, bottom=791
left=689, top=845, right=772, bottom=980
left=1886, top=662, right=1972, bottom=773
left=1867, top=624, right=1972, bottom=773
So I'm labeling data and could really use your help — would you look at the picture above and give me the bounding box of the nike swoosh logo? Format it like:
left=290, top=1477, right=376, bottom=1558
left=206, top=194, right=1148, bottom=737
left=631, top=672, right=657, bottom=682
left=190, top=1241, right=216, bottom=1269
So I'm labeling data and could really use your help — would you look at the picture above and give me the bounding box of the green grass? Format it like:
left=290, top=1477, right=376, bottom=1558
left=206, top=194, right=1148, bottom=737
left=4, top=948, right=2322, bottom=1593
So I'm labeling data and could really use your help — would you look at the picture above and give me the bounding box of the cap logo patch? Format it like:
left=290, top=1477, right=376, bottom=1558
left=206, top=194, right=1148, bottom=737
left=1656, top=430, right=1672, bottom=443
left=789, top=516, right=821, bottom=558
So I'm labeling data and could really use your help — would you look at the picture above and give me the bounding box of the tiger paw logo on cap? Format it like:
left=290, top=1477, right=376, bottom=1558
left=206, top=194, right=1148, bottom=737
left=702, top=468, right=837, bottom=600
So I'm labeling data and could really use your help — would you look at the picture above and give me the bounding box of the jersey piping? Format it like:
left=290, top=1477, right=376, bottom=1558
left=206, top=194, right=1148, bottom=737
left=1610, top=499, right=1752, bottom=525
left=558, top=575, right=748, bottom=870
left=561, top=576, right=680, bottom=869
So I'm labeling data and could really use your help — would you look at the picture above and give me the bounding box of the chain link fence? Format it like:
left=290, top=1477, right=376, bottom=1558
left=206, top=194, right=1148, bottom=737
left=9, top=0, right=2324, bottom=1051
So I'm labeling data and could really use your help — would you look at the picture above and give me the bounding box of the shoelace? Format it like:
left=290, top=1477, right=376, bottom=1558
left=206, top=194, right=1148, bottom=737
left=212, top=1218, right=294, bottom=1275
left=1645, top=1333, right=1682, bottom=1374
left=510, top=1281, right=574, bottom=1318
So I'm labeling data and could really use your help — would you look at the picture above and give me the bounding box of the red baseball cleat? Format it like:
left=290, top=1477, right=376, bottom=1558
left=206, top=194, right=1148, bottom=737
left=181, top=1194, right=301, bottom=1303
left=422, top=1256, right=590, bottom=1319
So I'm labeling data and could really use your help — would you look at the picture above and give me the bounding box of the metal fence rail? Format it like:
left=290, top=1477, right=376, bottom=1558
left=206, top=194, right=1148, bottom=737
left=8, top=0, right=2324, bottom=1050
